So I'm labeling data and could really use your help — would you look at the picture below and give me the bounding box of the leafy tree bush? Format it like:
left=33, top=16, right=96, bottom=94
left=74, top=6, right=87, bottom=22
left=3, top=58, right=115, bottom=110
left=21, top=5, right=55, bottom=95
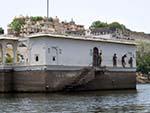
left=10, top=18, right=25, bottom=35
left=90, top=20, right=127, bottom=31
left=136, top=41, right=150, bottom=74
left=109, top=22, right=126, bottom=30
left=0, top=27, right=4, bottom=34
left=90, top=21, right=108, bottom=29
left=5, top=54, right=13, bottom=64
left=31, top=16, right=43, bottom=21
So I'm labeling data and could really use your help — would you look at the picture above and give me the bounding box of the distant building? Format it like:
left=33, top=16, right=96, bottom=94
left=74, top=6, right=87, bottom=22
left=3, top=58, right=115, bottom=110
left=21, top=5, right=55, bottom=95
left=7, top=15, right=150, bottom=41
left=7, top=16, right=85, bottom=37
left=87, top=27, right=133, bottom=40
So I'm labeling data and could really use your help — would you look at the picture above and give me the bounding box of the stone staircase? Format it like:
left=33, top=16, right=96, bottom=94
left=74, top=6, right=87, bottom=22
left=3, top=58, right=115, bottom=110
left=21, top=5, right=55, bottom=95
left=64, top=67, right=95, bottom=91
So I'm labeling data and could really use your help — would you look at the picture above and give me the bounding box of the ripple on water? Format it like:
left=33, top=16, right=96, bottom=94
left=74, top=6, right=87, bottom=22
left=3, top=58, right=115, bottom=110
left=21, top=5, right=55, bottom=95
left=0, top=84, right=150, bottom=113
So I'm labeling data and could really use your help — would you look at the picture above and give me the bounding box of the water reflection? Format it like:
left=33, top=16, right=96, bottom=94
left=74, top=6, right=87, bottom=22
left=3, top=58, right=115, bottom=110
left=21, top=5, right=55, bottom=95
left=0, top=84, right=150, bottom=113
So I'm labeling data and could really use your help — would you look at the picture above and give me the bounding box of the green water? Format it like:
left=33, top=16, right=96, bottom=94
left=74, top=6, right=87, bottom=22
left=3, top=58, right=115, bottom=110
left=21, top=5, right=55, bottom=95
left=0, top=84, right=149, bottom=113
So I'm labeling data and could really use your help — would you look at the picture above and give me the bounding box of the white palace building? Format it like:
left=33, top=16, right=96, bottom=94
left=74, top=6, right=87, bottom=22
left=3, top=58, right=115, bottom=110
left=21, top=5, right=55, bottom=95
left=29, top=34, right=136, bottom=68
left=0, top=34, right=136, bottom=68
left=0, top=33, right=137, bottom=92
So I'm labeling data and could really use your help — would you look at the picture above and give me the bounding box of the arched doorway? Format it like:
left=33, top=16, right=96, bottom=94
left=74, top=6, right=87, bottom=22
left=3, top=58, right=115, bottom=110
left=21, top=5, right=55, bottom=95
left=93, top=47, right=99, bottom=67
left=17, top=42, right=28, bottom=64
left=5, top=43, right=14, bottom=64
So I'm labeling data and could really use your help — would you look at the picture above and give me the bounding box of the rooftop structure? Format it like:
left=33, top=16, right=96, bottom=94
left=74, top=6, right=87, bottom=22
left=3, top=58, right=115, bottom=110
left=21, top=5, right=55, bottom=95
left=7, top=16, right=85, bottom=37
left=28, top=33, right=136, bottom=45
left=7, top=15, right=146, bottom=42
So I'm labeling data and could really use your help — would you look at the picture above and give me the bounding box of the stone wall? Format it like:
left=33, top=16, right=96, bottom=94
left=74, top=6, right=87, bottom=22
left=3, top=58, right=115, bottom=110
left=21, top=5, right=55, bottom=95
left=0, top=70, right=14, bottom=92
left=0, top=69, right=136, bottom=92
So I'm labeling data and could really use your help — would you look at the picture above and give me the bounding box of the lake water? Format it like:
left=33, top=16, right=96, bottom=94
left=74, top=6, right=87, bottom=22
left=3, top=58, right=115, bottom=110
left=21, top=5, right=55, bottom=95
left=0, top=84, right=150, bottom=113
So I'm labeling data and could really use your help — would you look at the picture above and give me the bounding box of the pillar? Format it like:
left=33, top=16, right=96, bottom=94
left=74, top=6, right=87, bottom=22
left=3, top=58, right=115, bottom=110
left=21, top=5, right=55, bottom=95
left=0, top=43, right=2, bottom=64
left=2, top=42, right=6, bottom=65
left=13, top=42, right=18, bottom=64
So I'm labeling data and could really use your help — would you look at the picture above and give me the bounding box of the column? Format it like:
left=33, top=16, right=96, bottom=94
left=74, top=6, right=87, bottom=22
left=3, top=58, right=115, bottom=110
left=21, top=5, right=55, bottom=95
left=0, top=43, right=2, bottom=64
left=2, top=42, right=6, bottom=65
left=13, top=42, right=18, bottom=64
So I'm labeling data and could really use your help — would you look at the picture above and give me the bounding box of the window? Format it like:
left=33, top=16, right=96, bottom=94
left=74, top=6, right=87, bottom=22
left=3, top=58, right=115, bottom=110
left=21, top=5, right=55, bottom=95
left=48, top=48, right=50, bottom=53
left=59, top=49, right=62, bottom=54
left=35, top=55, right=39, bottom=62
left=52, top=56, right=56, bottom=61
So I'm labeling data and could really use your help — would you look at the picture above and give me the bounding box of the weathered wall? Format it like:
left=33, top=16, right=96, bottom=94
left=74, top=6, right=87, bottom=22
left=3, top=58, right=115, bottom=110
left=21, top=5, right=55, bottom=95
left=12, top=71, right=46, bottom=92
left=0, top=70, right=14, bottom=92
left=0, top=69, right=136, bottom=92
left=74, top=71, right=136, bottom=91
left=0, top=72, right=5, bottom=92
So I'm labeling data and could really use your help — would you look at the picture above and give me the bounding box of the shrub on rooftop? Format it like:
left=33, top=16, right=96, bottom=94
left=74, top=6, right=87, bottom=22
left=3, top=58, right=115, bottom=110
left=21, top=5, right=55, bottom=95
left=31, top=16, right=43, bottom=21
left=10, top=18, right=25, bottom=36
left=90, top=20, right=127, bottom=31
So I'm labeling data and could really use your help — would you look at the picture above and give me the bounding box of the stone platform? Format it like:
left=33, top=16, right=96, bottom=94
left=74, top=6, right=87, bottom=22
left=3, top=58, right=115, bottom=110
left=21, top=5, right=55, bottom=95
left=0, top=65, right=136, bottom=92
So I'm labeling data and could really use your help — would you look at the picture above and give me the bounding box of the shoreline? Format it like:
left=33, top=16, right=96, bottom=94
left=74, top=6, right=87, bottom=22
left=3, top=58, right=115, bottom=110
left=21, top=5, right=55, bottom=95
left=136, top=73, right=150, bottom=84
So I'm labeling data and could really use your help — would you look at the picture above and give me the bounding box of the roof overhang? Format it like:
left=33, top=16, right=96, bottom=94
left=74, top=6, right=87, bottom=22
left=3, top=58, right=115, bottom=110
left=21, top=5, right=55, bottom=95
left=0, top=36, right=19, bottom=41
left=27, top=33, right=137, bottom=46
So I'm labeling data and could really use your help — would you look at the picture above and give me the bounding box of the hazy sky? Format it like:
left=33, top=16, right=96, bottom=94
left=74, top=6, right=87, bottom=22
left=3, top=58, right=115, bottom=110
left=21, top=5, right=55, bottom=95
left=0, top=0, right=150, bottom=33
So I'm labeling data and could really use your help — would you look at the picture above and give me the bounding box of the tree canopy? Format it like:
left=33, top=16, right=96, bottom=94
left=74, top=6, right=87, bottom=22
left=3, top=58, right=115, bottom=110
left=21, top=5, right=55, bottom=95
left=90, top=21, right=108, bottom=28
left=10, top=18, right=25, bottom=35
left=109, top=22, right=126, bottom=30
left=31, top=16, right=43, bottom=21
left=90, top=21, right=127, bottom=31
left=0, top=27, right=4, bottom=34
left=136, top=40, right=150, bottom=74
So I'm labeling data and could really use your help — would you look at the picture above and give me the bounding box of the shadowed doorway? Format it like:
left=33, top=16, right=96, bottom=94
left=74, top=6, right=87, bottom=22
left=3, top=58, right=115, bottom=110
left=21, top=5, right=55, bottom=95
left=93, top=47, right=99, bottom=67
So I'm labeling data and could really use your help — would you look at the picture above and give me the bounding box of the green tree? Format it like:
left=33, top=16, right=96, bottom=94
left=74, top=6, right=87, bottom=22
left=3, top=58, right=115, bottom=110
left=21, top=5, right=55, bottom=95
left=90, top=20, right=127, bottom=31
left=10, top=18, right=25, bottom=35
left=5, top=53, right=13, bottom=64
left=136, top=41, right=150, bottom=74
left=0, top=27, right=4, bottom=34
left=31, top=16, right=43, bottom=21
left=90, top=21, right=108, bottom=29
left=109, top=22, right=126, bottom=30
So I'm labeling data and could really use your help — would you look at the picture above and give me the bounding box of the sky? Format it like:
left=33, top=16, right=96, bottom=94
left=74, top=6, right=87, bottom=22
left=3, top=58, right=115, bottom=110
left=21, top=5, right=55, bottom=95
left=0, top=0, right=150, bottom=33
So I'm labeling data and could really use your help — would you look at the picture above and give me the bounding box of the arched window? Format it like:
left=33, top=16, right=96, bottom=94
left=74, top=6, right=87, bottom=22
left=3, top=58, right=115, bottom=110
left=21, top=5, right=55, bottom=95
left=6, top=43, right=14, bottom=64
left=35, top=55, right=39, bottom=62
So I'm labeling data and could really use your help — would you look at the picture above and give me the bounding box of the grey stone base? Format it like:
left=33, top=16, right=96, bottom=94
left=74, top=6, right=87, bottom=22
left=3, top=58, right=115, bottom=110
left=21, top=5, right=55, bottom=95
left=0, top=68, right=136, bottom=92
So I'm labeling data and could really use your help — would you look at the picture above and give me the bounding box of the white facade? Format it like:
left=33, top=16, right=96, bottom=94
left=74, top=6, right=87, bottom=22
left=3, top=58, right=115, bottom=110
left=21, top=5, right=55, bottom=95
left=26, top=34, right=136, bottom=68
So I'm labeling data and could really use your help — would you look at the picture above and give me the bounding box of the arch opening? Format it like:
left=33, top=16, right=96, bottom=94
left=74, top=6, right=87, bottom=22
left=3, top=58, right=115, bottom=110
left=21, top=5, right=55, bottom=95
left=5, top=43, right=14, bottom=64
left=93, top=47, right=99, bottom=67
